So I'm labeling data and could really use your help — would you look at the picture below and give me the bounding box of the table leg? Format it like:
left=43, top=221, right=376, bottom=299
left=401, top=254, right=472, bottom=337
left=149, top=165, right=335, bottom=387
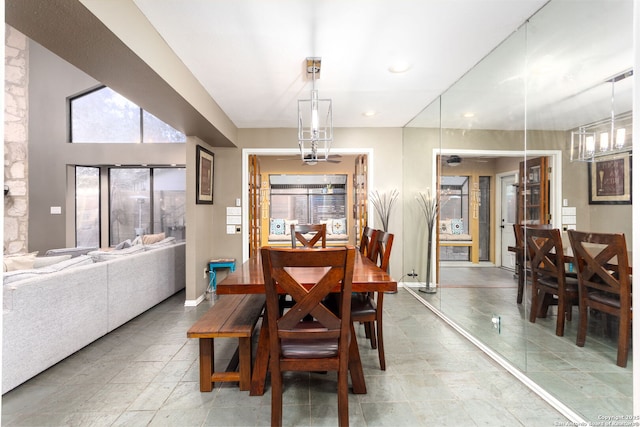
left=199, top=338, right=214, bottom=392
left=250, top=314, right=270, bottom=396
left=349, top=322, right=367, bottom=394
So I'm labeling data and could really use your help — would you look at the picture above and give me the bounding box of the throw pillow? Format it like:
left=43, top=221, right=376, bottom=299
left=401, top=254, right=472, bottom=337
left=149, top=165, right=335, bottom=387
left=450, top=218, right=464, bottom=235
left=439, top=219, right=452, bottom=234
left=331, top=218, right=347, bottom=235
left=142, top=233, right=166, bottom=245
left=115, top=239, right=132, bottom=250
left=320, top=219, right=334, bottom=235
left=270, top=218, right=285, bottom=235
left=3, top=252, right=38, bottom=272
left=284, top=219, right=298, bottom=235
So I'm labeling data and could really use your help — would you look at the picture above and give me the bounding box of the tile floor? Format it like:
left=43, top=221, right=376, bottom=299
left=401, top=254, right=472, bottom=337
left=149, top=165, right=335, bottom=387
left=1, top=287, right=570, bottom=426
left=414, top=266, right=632, bottom=424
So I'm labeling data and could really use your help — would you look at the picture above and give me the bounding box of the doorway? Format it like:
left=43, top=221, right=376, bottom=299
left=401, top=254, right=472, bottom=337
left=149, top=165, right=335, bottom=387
left=498, top=172, right=517, bottom=269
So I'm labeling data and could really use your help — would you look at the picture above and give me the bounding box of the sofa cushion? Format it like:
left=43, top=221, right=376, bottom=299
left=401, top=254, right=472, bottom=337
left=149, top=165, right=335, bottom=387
left=88, top=245, right=146, bottom=262
left=33, top=255, right=72, bottom=269
left=3, top=255, right=94, bottom=285
left=3, top=252, right=38, bottom=272
left=44, top=247, right=98, bottom=258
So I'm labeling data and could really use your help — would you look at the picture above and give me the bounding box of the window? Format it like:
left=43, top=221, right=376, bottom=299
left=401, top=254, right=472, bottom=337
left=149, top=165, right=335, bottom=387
left=75, top=166, right=100, bottom=247
left=75, top=166, right=185, bottom=247
left=70, top=86, right=185, bottom=143
left=269, top=175, right=347, bottom=224
left=440, top=176, right=470, bottom=261
left=109, top=167, right=186, bottom=245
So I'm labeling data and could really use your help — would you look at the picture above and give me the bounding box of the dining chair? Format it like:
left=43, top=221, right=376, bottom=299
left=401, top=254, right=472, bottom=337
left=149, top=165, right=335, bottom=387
left=525, top=226, right=578, bottom=337
left=359, top=226, right=377, bottom=258
left=260, top=246, right=355, bottom=427
left=514, top=223, right=555, bottom=304
left=291, top=223, right=327, bottom=248
left=567, top=230, right=632, bottom=367
left=351, top=230, right=393, bottom=370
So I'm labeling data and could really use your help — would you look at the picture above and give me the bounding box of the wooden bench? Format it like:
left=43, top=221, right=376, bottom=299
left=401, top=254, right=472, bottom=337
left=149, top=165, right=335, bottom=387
left=187, top=294, right=265, bottom=392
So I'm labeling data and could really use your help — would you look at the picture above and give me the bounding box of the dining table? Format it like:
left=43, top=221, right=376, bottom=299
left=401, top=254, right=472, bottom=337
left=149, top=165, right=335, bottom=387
left=215, top=250, right=398, bottom=396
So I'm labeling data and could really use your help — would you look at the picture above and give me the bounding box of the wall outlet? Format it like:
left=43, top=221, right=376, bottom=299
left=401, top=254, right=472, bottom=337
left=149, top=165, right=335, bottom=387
left=203, top=267, right=208, bottom=279
left=407, top=269, right=417, bottom=277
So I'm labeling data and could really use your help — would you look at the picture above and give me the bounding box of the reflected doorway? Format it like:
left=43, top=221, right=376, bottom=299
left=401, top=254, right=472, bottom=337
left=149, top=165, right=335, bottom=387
left=499, top=172, right=517, bottom=269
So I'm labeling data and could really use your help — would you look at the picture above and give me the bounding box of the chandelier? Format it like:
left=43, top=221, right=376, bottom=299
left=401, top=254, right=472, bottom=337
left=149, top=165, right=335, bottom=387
left=298, top=57, right=333, bottom=165
left=570, top=69, right=633, bottom=162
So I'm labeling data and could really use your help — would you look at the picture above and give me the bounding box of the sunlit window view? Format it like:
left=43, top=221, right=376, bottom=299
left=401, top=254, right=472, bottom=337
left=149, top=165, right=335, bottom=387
left=70, top=86, right=186, bottom=143
left=75, top=166, right=100, bottom=247
left=109, top=168, right=186, bottom=245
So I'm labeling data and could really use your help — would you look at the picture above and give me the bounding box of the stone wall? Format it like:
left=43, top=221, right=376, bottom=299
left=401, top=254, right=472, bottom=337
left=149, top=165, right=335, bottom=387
left=4, top=26, right=29, bottom=254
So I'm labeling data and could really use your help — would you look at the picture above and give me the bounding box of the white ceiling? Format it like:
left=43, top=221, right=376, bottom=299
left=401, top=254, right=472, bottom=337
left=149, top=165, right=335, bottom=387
left=132, top=0, right=550, bottom=129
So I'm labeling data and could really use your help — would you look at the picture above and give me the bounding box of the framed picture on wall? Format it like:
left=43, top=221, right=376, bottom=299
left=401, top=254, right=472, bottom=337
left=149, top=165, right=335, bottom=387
left=588, top=152, right=632, bottom=205
left=196, top=145, right=214, bottom=204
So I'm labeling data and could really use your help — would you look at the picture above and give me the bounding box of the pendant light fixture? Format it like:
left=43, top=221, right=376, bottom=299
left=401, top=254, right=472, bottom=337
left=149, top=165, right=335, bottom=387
left=298, top=57, right=333, bottom=165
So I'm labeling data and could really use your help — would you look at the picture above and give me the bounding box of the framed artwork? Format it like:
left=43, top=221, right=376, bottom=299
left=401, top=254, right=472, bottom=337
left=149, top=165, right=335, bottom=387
left=588, top=152, right=632, bottom=204
left=196, top=145, right=214, bottom=204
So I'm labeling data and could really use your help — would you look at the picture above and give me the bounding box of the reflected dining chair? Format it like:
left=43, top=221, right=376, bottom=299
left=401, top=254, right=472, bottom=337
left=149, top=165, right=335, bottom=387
left=568, top=230, right=632, bottom=367
left=351, top=230, right=393, bottom=370
left=291, top=223, right=327, bottom=248
left=514, top=223, right=554, bottom=304
left=261, top=246, right=355, bottom=427
left=358, top=226, right=377, bottom=258
left=525, top=226, right=578, bottom=337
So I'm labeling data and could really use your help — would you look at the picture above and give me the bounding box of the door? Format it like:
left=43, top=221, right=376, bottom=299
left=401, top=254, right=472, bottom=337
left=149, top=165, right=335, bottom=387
left=500, top=174, right=517, bottom=269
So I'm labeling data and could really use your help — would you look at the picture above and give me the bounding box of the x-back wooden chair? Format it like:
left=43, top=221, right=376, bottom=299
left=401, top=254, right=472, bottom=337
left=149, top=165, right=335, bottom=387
left=261, top=246, right=356, bottom=426
left=291, top=223, right=327, bottom=248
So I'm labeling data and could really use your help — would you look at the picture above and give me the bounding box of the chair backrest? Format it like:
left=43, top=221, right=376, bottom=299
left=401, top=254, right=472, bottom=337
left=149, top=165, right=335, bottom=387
left=291, top=223, right=327, bottom=248
left=515, top=223, right=553, bottom=248
left=524, top=226, right=566, bottom=282
left=359, top=226, right=377, bottom=258
left=567, top=230, right=631, bottom=302
left=370, top=230, right=394, bottom=271
left=260, top=246, right=355, bottom=353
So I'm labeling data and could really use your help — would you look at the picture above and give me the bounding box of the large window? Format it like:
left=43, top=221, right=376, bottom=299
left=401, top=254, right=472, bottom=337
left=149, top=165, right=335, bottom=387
left=75, top=166, right=100, bottom=247
left=109, top=167, right=186, bottom=245
left=70, top=86, right=186, bottom=143
left=269, top=175, right=347, bottom=224
left=75, top=166, right=186, bottom=247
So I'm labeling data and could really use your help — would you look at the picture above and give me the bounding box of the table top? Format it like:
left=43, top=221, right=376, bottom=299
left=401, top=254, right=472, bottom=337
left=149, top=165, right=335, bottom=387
left=216, top=250, right=397, bottom=295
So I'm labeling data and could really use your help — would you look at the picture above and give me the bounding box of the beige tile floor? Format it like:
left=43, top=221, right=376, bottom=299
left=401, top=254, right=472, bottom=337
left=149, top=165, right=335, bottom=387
left=2, top=286, right=569, bottom=426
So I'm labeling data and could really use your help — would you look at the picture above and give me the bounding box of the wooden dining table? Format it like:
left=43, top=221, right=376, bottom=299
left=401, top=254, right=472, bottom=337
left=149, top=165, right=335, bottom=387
left=215, top=250, right=397, bottom=396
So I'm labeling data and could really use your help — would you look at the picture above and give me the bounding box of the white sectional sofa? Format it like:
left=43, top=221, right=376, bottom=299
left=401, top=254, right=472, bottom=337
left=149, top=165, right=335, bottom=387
left=2, top=241, right=185, bottom=393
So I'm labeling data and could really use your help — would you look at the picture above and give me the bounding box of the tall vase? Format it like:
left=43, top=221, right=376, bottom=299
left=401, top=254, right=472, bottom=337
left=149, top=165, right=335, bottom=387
left=420, top=224, right=437, bottom=293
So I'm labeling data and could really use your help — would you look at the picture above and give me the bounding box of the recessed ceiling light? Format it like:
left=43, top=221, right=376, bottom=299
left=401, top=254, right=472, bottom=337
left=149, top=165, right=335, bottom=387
left=388, top=62, right=411, bottom=73
left=463, top=112, right=475, bottom=118
left=363, top=111, right=377, bottom=117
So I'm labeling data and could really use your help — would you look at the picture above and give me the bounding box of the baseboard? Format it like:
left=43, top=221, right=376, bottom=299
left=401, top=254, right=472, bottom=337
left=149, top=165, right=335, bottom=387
left=184, top=293, right=207, bottom=307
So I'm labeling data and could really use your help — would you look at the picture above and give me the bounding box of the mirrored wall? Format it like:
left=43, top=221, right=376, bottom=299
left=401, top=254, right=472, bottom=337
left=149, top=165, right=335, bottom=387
left=403, top=0, right=633, bottom=421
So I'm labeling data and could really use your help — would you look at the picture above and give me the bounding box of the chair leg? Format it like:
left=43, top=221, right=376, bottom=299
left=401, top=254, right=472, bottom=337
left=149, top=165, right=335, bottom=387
left=576, top=303, right=588, bottom=347
left=270, top=367, right=283, bottom=426
left=337, top=363, right=349, bottom=427
left=529, top=287, right=539, bottom=323
left=617, top=313, right=631, bottom=368
left=367, top=322, right=377, bottom=349
left=556, top=296, right=566, bottom=337
left=376, top=315, right=385, bottom=371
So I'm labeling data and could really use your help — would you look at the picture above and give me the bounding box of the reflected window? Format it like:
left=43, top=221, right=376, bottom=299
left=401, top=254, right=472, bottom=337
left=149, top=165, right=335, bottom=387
left=70, top=86, right=185, bottom=143
left=440, top=176, right=470, bottom=261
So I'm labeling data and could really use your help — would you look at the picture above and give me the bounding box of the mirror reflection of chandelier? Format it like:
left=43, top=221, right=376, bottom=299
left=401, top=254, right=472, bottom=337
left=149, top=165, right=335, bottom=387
left=298, top=57, right=333, bottom=165
left=570, top=69, right=633, bottom=162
